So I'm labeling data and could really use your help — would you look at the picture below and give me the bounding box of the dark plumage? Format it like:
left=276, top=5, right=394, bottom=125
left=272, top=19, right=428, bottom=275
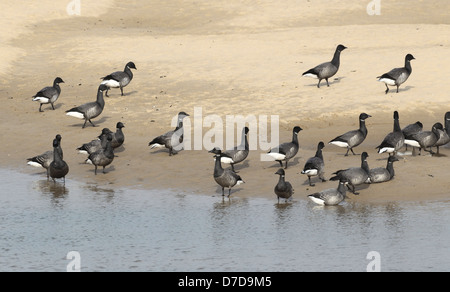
left=111, top=122, right=125, bottom=149
left=66, top=84, right=108, bottom=128
left=329, top=113, right=371, bottom=156
left=308, top=179, right=348, bottom=206
left=402, top=121, right=423, bottom=151
left=208, top=127, right=249, bottom=172
left=301, top=141, right=326, bottom=187
left=149, top=112, right=190, bottom=156
left=368, top=156, right=399, bottom=184
left=434, top=112, right=450, bottom=154
left=32, top=77, right=64, bottom=112
left=274, top=168, right=294, bottom=203
left=267, top=126, right=302, bottom=169
left=213, top=150, right=245, bottom=198
left=76, top=128, right=113, bottom=154
left=330, top=152, right=370, bottom=195
left=302, top=44, right=347, bottom=88
left=101, top=61, right=137, bottom=97
left=376, top=111, right=405, bottom=156
left=378, top=54, right=415, bottom=94
left=27, top=134, right=63, bottom=179
left=407, top=123, right=441, bottom=155
left=85, top=134, right=114, bottom=175
left=49, top=137, right=69, bottom=183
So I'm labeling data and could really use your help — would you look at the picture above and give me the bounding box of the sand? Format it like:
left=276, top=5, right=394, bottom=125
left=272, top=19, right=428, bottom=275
left=1, top=0, right=450, bottom=203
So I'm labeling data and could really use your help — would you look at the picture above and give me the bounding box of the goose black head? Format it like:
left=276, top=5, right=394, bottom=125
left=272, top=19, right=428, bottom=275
left=116, top=122, right=125, bottom=129
left=244, top=127, right=250, bottom=135
left=405, top=54, right=415, bottom=62
left=317, top=141, right=325, bottom=149
left=388, top=156, right=399, bottom=163
left=393, top=111, right=399, bottom=120
left=293, top=126, right=303, bottom=134
left=126, top=61, right=137, bottom=70
left=54, top=77, right=65, bottom=84
left=361, top=152, right=369, bottom=161
left=433, top=122, right=443, bottom=131
left=99, top=84, right=109, bottom=92
left=178, top=111, right=190, bottom=118
left=98, top=128, right=112, bottom=139
left=359, top=113, right=372, bottom=120
left=208, top=147, right=222, bottom=155
left=275, top=168, right=285, bottom=176
left=55, top=134, right=62, bottom=142
left=445, top=112, right=450, bottom=121
left=337, top=44, right=347, bottom=52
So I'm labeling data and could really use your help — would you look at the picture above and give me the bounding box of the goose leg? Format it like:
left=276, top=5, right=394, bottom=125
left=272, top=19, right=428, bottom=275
left=308, top=177, right=315, bottom=187
left=51, top=103, right=55, bottom=110
left=284, top=160, right=289, bottom=169
left=345, top=147, right=350, bottom=156
left=82, top=119, right=88, bottom=129
left=278, top=160, right=283, bottom=168
left=105, top=89, right=109, bottom=97
left=103, top=166, right=106, bottom=174
left=396, top=85, right=400, bottom=93
left=94, top=165, right=98, bottom=175
left=88, top=119, right=97, bottom=127
left=39, top=104, right=43, bottom=112
left=325, top=78, right=330, bottom=87
left=228, top=188, right=232, bottom=198
left=385, top=84, right=389, bottom=94
left=231, top=164, right=236, bottom=173
left=120, top=86, right=124, bottom=96
left=221, top=187, right=225, bottom=197
left=317, top=79, right=322, bottom=88
left=350, top=148, right=357, bottom=155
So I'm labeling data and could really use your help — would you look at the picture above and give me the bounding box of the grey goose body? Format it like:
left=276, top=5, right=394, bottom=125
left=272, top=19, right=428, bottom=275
left=213, top=150, right=244, bottom=198
left=27, top=134, right=63, bottom=179
left=274, top=169, right=294, bottom=203
left=434, top=112, right=450, bottom=154
left=301, top=141, right=326, bottom=187
left=329, top=113, right=371, bottom=156
left=302, top=44, right=347, bottom=88
left=308, top=180, right=348, bottom=206
left=368, top=156, right=399, bottom=184
left=86, top=134, right=115, bottom=175
left=378, top=54, right=415, bottom=94
left=76, top=128, right=113, bottom=154
left=402, top=121, right=423, bottom=150
left=49, top=137, right=69, bottom=183
left=267, top=126, right=302, bottom=169
left=111, top=122, right=125, bottom=149
left=66, top=84, right=108, bottom=128
left=101, top=61, right=136, bottom=97
left=32, top=77, right=64, bottom=112
left=376, top=111, right=405, bottom=156
left=149, top=112, right=190, bottom=156
left=209, top=127, right=249, bottom=172
left=406, top=123, right=441, bottom=155
left=330, top=152, right=370, bottom=195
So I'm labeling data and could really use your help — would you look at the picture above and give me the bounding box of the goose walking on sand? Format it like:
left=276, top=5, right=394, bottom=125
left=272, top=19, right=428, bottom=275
left=301, top=142, right=326, bottom=187
left=49, top=137, right=69, bottom=183
left=308, top=179, right=348, bottom=206
left=149, top=112, right=190, bottom=156
left=302, top=44, right=347, bottom=88
left=267, top=126, right=302, bottom=169
left=329, top=113, right=371, bottom=156
left=378, top=54, right=415, bottom=94
left=66, top=84, right=108, bottom=128
left=367, top=156, right=399, bottom=184
left=27, top=134, right=63, bottom=179
left=274, top=168, right=294, bottom=203
left=212, top=150, right=245, bottom=198
left=209, top=127, right=249, bottom=172
left=376, top=111, right=405, bottom=156
left=32, top=77, right=64, bottom=112
left=101, top=61, right=137, bottom=97
left=85, top=134, right=114, bottom=175
left=330, top=152, right=370, bottom=195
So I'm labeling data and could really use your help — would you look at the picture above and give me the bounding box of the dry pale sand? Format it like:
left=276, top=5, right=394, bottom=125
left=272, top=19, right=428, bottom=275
left=1, top=0, right=450, bottom=203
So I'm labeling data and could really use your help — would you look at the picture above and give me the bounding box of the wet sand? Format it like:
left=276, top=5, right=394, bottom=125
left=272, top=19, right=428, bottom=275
left=1, top=0, right=450, bottom=202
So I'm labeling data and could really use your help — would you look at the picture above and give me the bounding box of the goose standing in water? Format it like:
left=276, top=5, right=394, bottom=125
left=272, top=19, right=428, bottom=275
left=308, top=179, right=348, bottom=206
left=209, top=127, right=249, bottom=172
left=378, top=54, right=415, bottom=94
left=376, top=111, right=405, bottom=156
left=406, top=123, right=441, bottom=155
left=85, top=134, right=115, bottom=175
left=329, top=113, right=371, bottom=156
left=27, top=134, right=63, bottom=179
left=274, top=168, right=294, bottom=203
left=367, top=156, right=399, bottom=184
left=66, top=84, right=108, bottom=128
left=330, top=152, right=370, bottom=195
left=301, top=141, right=326, bottom=187
left=302, top=44, right=347, bottom=88
left=267, top=126, right=302, bottom=169
left=32, top=77, right=64, bottom=112
left=101, top=61, right=137, bottom=97
left=212, top=150, right=245, bottom=198
left=149, top=112, right=190, bottom=156
left=49, top=137, right=69, bottom=183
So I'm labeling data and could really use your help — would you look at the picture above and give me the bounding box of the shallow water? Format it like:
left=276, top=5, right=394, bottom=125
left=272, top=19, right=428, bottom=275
left=0, top=168, right=448, bottom=272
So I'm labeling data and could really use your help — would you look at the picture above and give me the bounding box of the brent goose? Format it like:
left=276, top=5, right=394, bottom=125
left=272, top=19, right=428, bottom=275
left=27, top=134, right=63, bottom=179
left=330, top=152, right=370, bottom=195
left=85, top=134, right=114, bottom=175
left=76, top=128, right=113, bottom=154
left=376, top=111, right=405, bottom=156
left=49, top=137, right=69, bottom=183
left=267, top=126, right=302, bottom=169
left=149, top=112, right=190, bottom=156
left=274, top=168, right=294, bottom=203
left=402, top=121, right=423, bottom=151
left=301, top=141, right=326, bottom=187
left=212, top=150, right=245, bottom=198
left=367, top=156, right=399, bottom=184
left=111, top=122, right=125, bottom=149
left=308, top=179, right=348, bottom=206
left=302, top=44, right=347, bottom=88
left=329, top=113, right=371, bottom=156
left=66, top=84, right=108, bottom=128
left=378, top=54, right=415, bottom=94
left=32, top=77, right=64, bottom=112
left=434, top=112, right=450, bottom=154
left=406, top=123, right=441, bottom=155
left=101, top=61, right=137, bottom=97
left=209, top=127, right=249, bottom=172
